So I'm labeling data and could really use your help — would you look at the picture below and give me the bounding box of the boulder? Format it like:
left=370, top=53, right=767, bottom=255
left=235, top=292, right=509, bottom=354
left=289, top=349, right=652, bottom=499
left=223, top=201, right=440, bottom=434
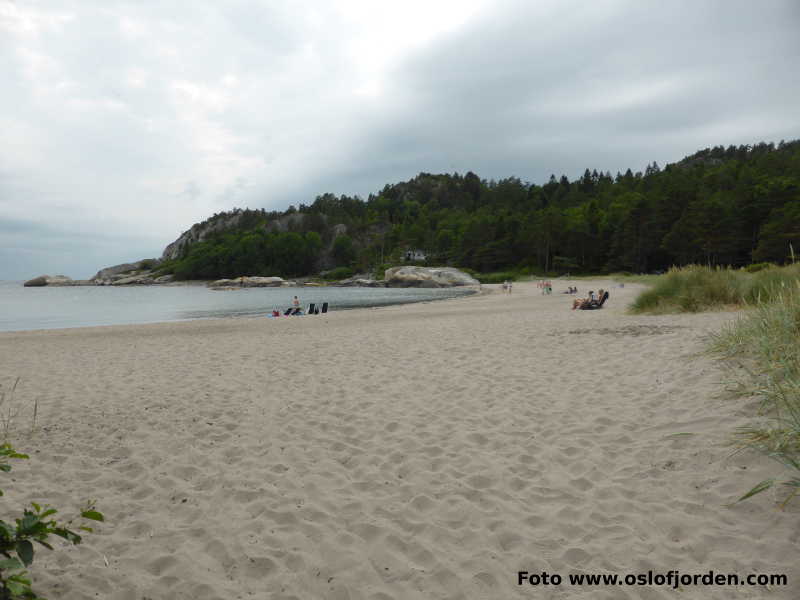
left=208, top=276, right=286, bottom=288
left=23, top=275, right=49, bottom=287
left=111, top=272, right=156, bottom=285
left=384, top=266, right=480, bottom=288
left=209, top=278, right=235, bottom=288
left=92, top=259, right=159, bottom=283
left=23, top=275, right=92, bottom=287
left=336, top=277, right=385, bottom=287
left=246, top=276, right=286, bottom=287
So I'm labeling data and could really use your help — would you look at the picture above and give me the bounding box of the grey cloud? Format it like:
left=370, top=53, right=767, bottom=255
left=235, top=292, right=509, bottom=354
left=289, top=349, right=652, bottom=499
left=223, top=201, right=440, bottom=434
left=327, top=0, right=800, bottom=188
left=1, top=0, right=799, bottom=279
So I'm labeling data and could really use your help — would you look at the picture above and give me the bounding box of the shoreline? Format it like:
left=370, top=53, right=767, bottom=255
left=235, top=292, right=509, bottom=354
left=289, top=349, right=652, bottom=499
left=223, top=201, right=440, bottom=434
left=0, top=284, right=482, bottom=335
left=1, top=279, right=797, bottom=599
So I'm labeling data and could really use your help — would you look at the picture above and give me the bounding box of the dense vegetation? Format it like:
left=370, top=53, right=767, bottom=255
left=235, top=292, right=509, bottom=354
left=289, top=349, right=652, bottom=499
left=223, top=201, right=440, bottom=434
left=160, top=140, right=800, bottom=280
left=630, top=263, right=800, bottom=313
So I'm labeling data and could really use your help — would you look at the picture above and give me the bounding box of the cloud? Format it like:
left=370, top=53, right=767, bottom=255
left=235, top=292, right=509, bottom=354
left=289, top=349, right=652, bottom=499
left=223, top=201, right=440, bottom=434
left=1, top=0, right=799, bottom=278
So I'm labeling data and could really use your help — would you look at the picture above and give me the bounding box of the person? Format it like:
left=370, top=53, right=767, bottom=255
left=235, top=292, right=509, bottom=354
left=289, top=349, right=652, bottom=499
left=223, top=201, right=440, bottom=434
left=572, top=290, right=594, bottom=310
left=502, top=280, right=508, bottom=293
left=292, top=296, right=300, bottom=309
left=507, top=280, right=513, bottom=294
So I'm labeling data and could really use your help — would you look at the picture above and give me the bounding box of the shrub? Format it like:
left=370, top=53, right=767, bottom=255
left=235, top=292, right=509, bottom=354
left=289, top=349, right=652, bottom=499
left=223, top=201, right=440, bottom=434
left=1, top=443, right=104, bottom=599
left=630, top=264, right=800, bottom=314
left=138, top=259, right=158, bottom=270
left=743, top=262, right=776, bottom=273
left=457, top=269, right=519, bottom=284
left=372, top=264, right=391, bottom=281
left=322, top=267, right=354, bottom=281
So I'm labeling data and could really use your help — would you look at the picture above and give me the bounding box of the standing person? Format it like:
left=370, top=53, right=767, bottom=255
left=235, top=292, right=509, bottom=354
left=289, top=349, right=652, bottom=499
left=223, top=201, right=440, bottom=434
left=508, top=280, right=513, bottom=294
left=502, top=280, right=508, bottom=293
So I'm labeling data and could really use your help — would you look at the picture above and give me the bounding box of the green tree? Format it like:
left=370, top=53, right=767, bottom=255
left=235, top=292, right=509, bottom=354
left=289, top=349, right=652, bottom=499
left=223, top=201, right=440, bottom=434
left=332, top=235, right=356, bottom=266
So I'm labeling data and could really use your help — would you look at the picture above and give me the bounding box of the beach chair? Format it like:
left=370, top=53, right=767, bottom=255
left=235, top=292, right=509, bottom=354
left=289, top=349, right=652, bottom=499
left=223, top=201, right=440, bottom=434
left=580, top=291, right=609, bottom=310
left=321, top=302, right=329, bottom=314
left=308, top=303, right=316, bottom=315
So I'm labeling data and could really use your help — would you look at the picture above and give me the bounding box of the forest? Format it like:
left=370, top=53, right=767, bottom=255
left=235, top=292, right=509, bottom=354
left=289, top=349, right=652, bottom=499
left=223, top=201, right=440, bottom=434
left=160, top=140, right=800, bottom=280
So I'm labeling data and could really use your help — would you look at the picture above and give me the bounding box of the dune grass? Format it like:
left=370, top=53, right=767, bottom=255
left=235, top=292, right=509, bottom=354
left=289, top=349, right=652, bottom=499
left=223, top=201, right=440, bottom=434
left=628, top=263, right=800, bottom=503
left=629, top=264, right=800, bottom=314
left=710, top=283, right=800, bottom=504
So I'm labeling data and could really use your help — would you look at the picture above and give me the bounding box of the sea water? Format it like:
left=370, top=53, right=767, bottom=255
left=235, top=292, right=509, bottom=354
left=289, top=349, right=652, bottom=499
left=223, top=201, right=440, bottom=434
left=0, top=281, right=475, bottom=332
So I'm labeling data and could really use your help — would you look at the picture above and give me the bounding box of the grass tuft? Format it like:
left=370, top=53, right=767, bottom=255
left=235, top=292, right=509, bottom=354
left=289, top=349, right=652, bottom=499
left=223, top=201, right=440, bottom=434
left=629, top=264, right=800, bottom=314
left=709, top=280, right=800, bottom=504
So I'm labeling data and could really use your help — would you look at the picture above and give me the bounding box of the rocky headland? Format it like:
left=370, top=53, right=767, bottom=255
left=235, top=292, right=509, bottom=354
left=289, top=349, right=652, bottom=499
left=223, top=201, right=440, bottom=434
left=25, top=210, right=479, bottom=289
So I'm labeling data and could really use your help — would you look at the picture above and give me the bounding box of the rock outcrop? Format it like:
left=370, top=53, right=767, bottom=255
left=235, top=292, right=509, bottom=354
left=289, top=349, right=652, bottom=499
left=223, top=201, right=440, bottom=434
left=162, top=213, right=246, bottom=261
left=384, top=266, right=479, bottom=288
left=335, top=277, right=385, bottom=287
left=91, top=259, right=160, bottom=285
left=23, top=275, right=93, bottom=287
left=208, top=276, right=290, bottom=288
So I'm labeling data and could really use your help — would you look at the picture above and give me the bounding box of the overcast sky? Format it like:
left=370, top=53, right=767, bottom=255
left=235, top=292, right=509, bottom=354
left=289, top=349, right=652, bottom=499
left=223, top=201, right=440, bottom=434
left=2, top=0, right=799, bottom=279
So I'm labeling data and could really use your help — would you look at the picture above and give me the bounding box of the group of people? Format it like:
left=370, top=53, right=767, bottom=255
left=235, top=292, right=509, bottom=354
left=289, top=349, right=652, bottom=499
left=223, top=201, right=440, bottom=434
left=501, top=280, right=513, bottom=293
left=537, top=280, right=553, bottom=294
left=563, top=286, right=578, bottom=294
left=268, top=296, right=327, bottom=318
left=572, top=288, right=607, bottom=310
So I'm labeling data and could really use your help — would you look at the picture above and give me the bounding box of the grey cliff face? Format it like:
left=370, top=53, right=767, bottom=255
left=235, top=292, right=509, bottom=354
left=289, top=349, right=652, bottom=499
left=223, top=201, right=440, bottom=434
left=161, top=212, right=245, bottom=261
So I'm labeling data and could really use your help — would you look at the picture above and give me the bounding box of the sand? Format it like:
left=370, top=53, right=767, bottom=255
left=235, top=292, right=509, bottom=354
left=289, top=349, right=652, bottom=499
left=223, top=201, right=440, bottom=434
left=0, top=280, right=797, bottom=599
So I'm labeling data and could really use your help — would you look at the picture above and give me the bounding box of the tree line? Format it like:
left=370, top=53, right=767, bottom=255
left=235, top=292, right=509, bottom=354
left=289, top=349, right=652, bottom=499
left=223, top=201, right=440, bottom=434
left=161, top=140, right=800, bottom=279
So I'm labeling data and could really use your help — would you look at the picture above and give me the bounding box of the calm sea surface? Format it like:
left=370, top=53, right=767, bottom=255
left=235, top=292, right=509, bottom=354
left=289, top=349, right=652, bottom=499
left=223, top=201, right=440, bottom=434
left=0, top=281, right=475, bottom=332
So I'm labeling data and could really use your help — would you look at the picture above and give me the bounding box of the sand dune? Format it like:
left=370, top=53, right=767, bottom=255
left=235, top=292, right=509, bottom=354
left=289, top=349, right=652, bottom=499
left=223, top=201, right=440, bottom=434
left=0, top=280, right=797, bottom=599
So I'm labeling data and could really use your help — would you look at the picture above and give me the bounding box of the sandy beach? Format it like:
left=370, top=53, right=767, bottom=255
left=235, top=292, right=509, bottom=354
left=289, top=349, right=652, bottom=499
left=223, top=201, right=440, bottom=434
left=1, top=280, right=797, bottom=599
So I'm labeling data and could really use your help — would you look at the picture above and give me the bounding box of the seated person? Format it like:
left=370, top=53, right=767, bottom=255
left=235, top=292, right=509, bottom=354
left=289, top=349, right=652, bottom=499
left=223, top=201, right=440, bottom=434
left=572, top=291, right=595, bottom=310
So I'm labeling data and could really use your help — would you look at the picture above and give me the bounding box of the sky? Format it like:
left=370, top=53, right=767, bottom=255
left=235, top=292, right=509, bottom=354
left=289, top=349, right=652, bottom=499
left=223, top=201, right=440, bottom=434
left=1, top=0, right=799, bottom=279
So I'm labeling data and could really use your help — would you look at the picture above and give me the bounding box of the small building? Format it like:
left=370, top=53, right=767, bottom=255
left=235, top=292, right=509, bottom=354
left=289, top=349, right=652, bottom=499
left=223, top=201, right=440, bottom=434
left=403, top=249, right=427, bottom=262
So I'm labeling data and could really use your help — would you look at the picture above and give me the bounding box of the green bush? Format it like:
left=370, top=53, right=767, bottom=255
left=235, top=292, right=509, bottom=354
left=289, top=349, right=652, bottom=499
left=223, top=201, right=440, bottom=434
left=372, top=264, right=391, bottom=281
left=1, top=443, right=104, bottom=599
left=138, top=259, right=158, bottom=270
left=457, top=269, right=519, bottom=284
left=322, top=267, right=354, bottom=281
left=743, top=262, right=776, bottom=273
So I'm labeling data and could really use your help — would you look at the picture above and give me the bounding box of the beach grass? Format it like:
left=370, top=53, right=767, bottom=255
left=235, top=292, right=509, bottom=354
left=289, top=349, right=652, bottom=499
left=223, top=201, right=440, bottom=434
left=629, top=264, right=800, bottom=314
left=710, top=283, right=800, bottom=503
left=628, top=263, right=800, bottom=502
